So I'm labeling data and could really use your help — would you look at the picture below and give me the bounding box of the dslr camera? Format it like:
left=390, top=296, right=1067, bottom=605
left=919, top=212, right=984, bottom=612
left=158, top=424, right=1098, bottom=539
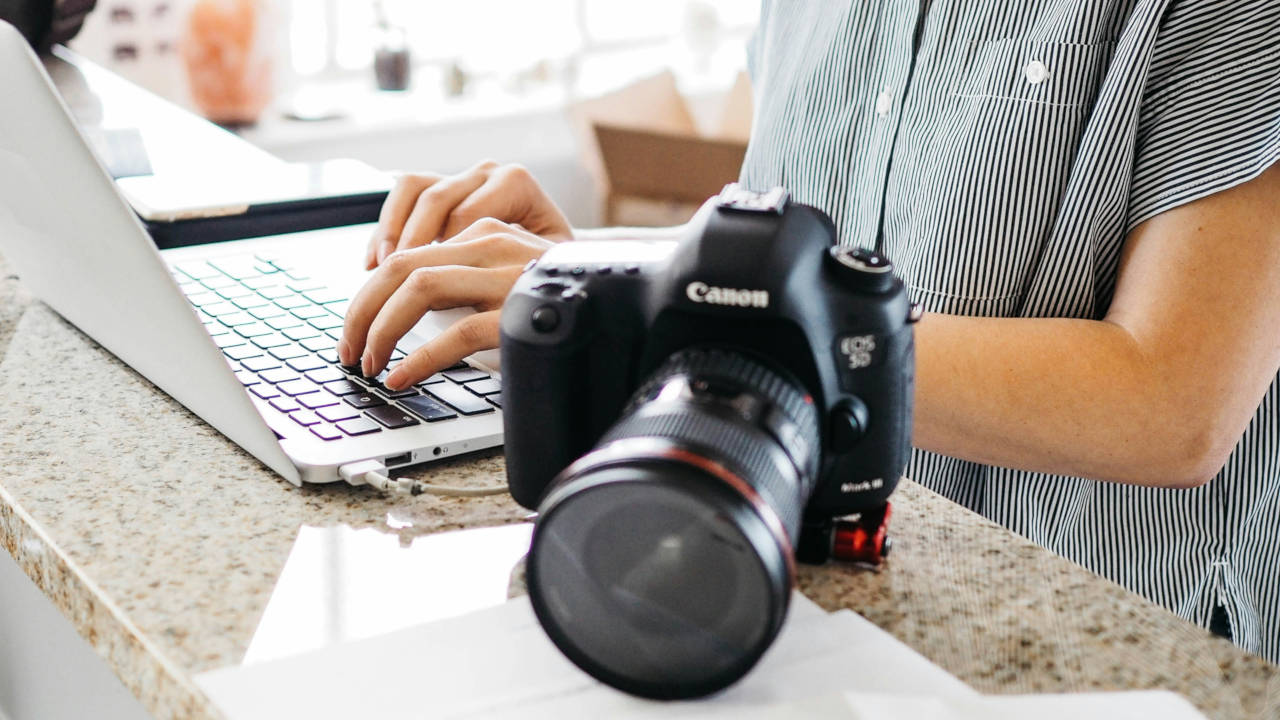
left=501, top=185, right=917, bottom=699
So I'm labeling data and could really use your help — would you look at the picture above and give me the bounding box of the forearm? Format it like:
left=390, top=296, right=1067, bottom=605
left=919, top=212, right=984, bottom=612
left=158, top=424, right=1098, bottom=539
left=913, top=313, right=1221, bottom=488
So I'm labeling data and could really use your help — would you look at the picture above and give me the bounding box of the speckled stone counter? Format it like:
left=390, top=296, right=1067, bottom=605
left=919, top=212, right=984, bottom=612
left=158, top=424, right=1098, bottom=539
left=1, top=254, right=1277, bottom=720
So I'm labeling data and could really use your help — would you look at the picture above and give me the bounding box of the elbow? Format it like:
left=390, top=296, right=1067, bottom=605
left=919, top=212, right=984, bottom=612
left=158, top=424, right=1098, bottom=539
left=1139, top=418, right=1237, bottom=489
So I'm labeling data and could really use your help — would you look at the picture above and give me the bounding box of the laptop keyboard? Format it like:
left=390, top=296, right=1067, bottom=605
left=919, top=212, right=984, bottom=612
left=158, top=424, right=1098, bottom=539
left=169, top=253, right=500, bottom=443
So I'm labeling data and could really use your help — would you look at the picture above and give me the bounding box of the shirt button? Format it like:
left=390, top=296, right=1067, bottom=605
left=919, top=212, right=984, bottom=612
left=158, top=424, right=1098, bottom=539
left=1024, top=60, right=1050, bottom=85
left=875, top=87, right=893, bottom=117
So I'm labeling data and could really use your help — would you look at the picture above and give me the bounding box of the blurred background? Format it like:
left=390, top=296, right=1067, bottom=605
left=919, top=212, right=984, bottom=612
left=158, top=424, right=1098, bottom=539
left=67, top=0, right=761, bottom=228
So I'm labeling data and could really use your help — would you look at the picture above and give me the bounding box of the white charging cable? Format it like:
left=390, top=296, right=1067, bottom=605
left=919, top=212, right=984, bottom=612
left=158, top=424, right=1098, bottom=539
left=338, top=459, right=509, bottom=498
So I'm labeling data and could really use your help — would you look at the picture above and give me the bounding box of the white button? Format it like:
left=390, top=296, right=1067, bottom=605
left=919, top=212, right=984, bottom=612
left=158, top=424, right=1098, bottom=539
left=1024, top=60, right=1050, bottom=85
left=875, top=87, right=893, bottom=117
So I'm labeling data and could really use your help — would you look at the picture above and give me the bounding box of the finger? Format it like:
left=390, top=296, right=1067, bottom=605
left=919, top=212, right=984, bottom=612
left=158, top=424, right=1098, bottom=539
left=368, top=173, right=441, bottom=269
left=362, top=265, right=521, bottom=376
left=385, top=310, right=501, bottom=390
left=340, top=237, right=519, bottom=365
left=395, top=160, right=498, bottom=256
left=438, top=166, right=532, bottom=241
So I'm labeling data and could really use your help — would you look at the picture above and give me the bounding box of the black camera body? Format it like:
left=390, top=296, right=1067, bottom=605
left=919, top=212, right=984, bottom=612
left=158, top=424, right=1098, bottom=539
left=503, top=186, right=915, bottom=534
left=499, top=185, right=916, bottom=699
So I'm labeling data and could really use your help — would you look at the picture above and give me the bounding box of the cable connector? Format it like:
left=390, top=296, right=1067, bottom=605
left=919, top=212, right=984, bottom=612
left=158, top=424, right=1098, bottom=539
left=338, top=459, right=508, bottom=498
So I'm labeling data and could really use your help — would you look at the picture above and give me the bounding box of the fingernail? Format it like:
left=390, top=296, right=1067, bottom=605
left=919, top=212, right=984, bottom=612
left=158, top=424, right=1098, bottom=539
left=386, top=366, right=407, bottom=390
left=338, top=339, right=351, bottom=365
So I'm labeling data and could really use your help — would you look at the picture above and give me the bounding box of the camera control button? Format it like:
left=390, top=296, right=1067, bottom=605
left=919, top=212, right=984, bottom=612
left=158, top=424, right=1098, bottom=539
left=829, top=399, right=869, bottom=453
left=827, top=247, right=895, bottom=292
left=531, top=305, right=560, bottom=333
left=571, top=266, right=586, bottom=276
left=624, top=264, right=641, bottom=275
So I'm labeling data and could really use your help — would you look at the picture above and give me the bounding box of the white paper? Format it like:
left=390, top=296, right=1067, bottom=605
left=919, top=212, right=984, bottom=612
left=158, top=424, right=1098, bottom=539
left=196, top=593, right=1203, bottom=720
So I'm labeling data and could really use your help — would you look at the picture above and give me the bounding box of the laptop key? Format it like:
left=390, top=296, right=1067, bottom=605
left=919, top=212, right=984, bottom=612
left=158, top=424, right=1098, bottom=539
left=400, top=395, right=458, bottom=422
left=250, top=384, right=280, bottom=400
left=365, top=404, right=421, bottom=429
left=278, top=378, right=321, bottom=397
left=291, top=411, right=321, bottom=427
left=248, top=306, right=286, bottom=321
left=287, top=355, right=327, bottom=372
left=416, top=373, right=447, bottom=386
left=186, top=291, right=220, bottom=307
left=299, top=335, right=332, bottom=352
left=464, top=378, right=502, bottom=396
left=214, top=334, right=247, bottom=349
left=175, top=261, right=220, bottom=280
left=270, top=397, right=301, bottom=413
left=310, top=423, right=343, bottom=441
left=218, top=312, right=256, bottom=327
left=242, top=355, right=282, bottom=372
left=260, top=367, right=300, bottom=384
left=231, top=295, right=270, bottom=310
left=317, top=405, right=359, bottom=422
left=317, top=348, right=340, bottom=364
left=210, top=257, right=264, bottom=280
left=308, top=315, right=345, bottom=331
left=274, top=294, right=311, bottom=310
left=224, top=345, right=263, bottom=361
left=426, top=383, right=495, bottom=415
left=376, top=386, right=420, bottom=400
left=235, top=322, right=274, bottom=338
left=265, top=315, right=302, bottom=330
left=234, top=370, right=259, bottom=386
left=216, top=285, right=254, bottom=301
left=242, top=276, right=279, bottom=290
left=252, top=333, right=292, bottom=349
left=344, top=393, right=387, bottom=409
left=284, top=325, right=322, bottom=341
left=256, top=285, right=293, bottom=300
left=201, top=302, right=239, bottom=317
left=336, top=417, right=381, bottom=436
left=288, top=280, right=325, bottom=293
left=324, top=379, right=365, bottom=396
left=306, top=367, right=345, bottom=384
left=302, top=289, right=347, bottom=305
left=200, top=275, right=239, bottom=290
left=486, top=396, right=502, bottom=409
left=298, top=393, right=339, bottom=410
left=268, top=344, right=309, bottom=361
left=442, top=366, right=490, bottom=384
left=290, top=304, right=329, bottom=320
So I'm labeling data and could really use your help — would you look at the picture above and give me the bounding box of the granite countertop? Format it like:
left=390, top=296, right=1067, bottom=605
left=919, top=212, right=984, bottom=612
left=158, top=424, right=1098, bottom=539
left=1, top=257, right=1278, bottom=720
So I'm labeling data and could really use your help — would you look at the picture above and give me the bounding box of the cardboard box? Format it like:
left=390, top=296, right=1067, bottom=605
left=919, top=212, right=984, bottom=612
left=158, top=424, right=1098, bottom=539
left=572, top=71, right=752, bottom=226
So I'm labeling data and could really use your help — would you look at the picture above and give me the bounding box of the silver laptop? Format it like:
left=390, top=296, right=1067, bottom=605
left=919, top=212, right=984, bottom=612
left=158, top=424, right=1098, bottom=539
left=0, top=22, right=504, bottom=486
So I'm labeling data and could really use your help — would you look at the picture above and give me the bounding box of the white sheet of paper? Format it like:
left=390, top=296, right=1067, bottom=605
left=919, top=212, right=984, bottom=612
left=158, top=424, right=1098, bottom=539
left=196, top=593, right=1202, bottom=720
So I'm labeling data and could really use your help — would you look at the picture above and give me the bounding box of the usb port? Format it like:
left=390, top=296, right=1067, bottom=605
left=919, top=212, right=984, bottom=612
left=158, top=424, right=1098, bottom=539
left=384, top=452, right=413, bottom=468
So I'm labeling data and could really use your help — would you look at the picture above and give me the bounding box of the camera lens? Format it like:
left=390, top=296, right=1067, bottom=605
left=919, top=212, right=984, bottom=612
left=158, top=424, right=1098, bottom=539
left=526, top=348, right=820, bottom=699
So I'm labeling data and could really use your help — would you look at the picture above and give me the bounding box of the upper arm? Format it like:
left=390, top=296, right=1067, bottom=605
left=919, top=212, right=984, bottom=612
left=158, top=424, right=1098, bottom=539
left=1104, top=160, right=1280, bottom=481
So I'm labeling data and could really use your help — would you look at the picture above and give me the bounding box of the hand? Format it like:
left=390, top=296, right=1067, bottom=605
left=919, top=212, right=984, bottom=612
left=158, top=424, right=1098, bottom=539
left=365, top=160, right=573, bottom=269
left=340, top=218, right=555, bottom=389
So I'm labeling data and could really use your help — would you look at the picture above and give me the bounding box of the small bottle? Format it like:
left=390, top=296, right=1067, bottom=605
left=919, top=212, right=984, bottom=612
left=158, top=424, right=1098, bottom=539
left=372, top=7, right=410, bottom=91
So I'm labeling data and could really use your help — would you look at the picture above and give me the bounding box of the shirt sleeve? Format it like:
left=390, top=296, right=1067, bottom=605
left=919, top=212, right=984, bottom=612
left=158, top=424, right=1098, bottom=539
left=1126, top=1, right=1280, bottom=230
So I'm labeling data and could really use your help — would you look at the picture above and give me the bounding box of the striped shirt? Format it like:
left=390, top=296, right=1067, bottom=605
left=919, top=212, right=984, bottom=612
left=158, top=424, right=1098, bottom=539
left=740, top=0, right=1280, bottom=660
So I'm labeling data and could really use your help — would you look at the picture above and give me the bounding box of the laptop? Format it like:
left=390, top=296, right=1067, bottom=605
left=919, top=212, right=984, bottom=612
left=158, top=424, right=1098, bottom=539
left=0, top=22, right=504, bottom=486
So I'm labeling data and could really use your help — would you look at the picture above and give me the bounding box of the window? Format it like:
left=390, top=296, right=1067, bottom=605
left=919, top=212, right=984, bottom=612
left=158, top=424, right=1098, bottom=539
left=286, top=0, right=758, bottom=94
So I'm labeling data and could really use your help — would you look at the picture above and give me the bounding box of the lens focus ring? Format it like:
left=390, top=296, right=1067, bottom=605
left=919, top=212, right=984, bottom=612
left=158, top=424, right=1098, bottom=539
left=605, top=348, right=821, bottom=543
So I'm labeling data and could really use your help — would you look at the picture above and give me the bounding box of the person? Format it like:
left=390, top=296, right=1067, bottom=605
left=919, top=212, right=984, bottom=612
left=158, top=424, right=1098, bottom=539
left=338, top=1, right=1280, bottom=661
left=0, top=0, right=95, bottom=52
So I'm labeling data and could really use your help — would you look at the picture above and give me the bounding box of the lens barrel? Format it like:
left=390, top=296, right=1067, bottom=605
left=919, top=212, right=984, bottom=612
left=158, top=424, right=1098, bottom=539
left=526, top=348, right=821, bottom=699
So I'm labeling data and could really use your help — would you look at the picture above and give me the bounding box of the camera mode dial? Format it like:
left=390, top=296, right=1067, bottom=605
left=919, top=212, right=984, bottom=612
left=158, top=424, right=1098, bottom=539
left=826, top=247, right=895, bottom=293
